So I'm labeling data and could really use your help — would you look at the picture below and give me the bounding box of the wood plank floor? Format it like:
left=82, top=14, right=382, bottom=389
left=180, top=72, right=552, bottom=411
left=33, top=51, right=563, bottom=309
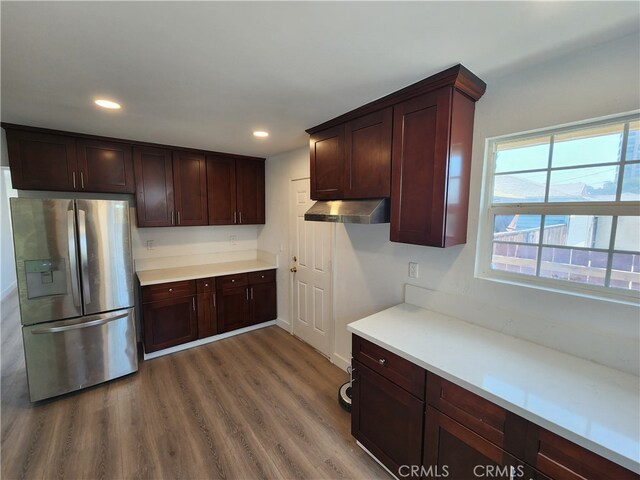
left=1, top=293, right=388, bottom=480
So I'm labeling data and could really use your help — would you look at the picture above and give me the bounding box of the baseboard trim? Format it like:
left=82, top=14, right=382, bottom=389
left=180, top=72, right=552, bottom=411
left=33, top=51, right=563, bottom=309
left=143, top=320, right=276, bottom=360
left=275, top=317, right=291, bottom=332
left=356, top=441, right=399, bottom=480
left=331, top=352, right=351, bottom=372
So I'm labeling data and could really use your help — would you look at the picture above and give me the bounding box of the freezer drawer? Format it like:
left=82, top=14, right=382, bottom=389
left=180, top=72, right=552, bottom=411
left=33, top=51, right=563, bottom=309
left=22, top=308, right=138, bottom=402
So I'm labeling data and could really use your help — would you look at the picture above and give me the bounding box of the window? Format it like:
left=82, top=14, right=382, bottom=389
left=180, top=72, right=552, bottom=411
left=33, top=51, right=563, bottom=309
left=477, top=112, right=640, bottom=303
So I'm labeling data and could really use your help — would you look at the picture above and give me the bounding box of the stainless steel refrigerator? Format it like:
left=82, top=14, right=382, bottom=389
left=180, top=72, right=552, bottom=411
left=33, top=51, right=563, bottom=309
left=10, top=198, right=138, bottom=401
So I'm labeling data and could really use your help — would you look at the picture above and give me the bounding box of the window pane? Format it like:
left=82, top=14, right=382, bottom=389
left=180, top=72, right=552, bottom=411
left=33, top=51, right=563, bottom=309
left=493, top=214, right=541, bottom=243
left=493, top=171, right=548, bottom=203
left=548, top=165, right=619, bottom=202
left=552, top=123, right=624, bottom=168
left=621, top=162, right=640, bottom=201
left=542, top=215, right=611, bottom=249
left=495, top=136, right=550, bottom=173
left=626, top=121, right=640, bottom=161
left=491, top=242, right=538, bottom=276
left=614, top=216, right=640, bottom=252
left=610, top=253, right=640, bottom=292
left=540, top=247, right=607, bottom=286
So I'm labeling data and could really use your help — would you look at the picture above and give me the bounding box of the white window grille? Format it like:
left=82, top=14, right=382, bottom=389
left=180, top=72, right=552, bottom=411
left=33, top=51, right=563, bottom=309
left=476, top=112, right=640, bottom=303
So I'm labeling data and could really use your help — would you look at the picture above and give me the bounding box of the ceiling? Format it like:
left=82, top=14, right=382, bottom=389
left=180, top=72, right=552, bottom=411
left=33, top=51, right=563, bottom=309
left=2, top=2, right=639, bottom=158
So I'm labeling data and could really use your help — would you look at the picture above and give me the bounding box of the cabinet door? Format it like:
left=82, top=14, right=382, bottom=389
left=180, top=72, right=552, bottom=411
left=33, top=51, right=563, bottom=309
left=249, top=281, right=276, bottom=325
left=344, top=107, right=392, bottom=198
left=206, top=155, right=237, bottom=225
left=236, top=159, right=265, bottom=224
left=217, top=286, right=250, bottom=333
left=142, top=296, right=198, bottom=353
left=133, top=146, right=175, bottom=227
left=423, top=406, right=524, bottom=480
left=390, top=88, right=452, bottom=247
left=310, top=125, right=344, bottom=200
left=6, top=130, right=77, bottom=191
left=76, top=139, right=135, bottom=193
left=351, top=360, right=424, bottom=477
left=197, top=291, right=217, bottom=338
left=172, top=150, right=207, bottom=226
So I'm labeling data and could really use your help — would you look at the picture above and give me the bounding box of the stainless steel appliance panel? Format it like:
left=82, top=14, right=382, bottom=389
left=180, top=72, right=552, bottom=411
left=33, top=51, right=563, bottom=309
left=76, top=200, right=134, bottom=315
left=10, top=198, right=82, bottom=325
left=22, top=308, right=138, bottom=402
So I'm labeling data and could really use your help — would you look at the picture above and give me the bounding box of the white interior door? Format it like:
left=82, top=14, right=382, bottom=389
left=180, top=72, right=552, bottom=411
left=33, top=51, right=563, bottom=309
left=289, top=178, right=334, bottom=357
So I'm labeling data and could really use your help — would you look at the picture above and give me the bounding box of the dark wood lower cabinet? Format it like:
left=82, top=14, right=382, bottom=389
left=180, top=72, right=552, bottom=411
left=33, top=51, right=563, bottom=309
left=142, top=295, right=198, bottom=353
left=217, top=285, right=251, bottom=333
left=351, top=360, right=424, bottom=476
left=423, top=406, right=523, bottom=480
left=250, top=282, right=276, bottom=325
left=351, top=335, right=639, bottom=480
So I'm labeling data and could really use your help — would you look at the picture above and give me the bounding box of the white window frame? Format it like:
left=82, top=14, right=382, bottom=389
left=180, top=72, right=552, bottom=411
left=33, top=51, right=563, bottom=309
left=476, top=111, right=640, bottom=304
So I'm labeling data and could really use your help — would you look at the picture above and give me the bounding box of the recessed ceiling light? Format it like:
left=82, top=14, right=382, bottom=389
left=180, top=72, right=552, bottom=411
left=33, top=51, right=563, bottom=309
left=253, top=131, right=269, bottom=138
left=94, top=99, right=122, bottom=110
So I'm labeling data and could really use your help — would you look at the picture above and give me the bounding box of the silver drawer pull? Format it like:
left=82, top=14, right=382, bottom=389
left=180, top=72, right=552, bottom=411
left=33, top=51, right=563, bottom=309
left=231, top=279, right=235, bottom=283
left=261, top=275, right=265, bottom=278
left=168, top=288, right=173, bottom=292
left=205, top=283, right=209, bottom=287
left=378, top=358, right=386, bottom=366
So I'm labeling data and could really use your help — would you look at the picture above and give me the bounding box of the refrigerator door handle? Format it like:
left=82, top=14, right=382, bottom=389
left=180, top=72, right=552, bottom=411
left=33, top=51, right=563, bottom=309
left=30, top=311, right=129, bottom=334
left=77, top=209, right=91, bottom=305
left=67, top=209, right=81, bottom=307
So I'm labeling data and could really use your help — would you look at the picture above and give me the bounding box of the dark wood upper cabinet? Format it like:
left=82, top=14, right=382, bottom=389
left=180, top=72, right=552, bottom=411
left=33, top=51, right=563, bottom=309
left=344, top=107, right=393, bottom=198
left=133, top=146, right=175, bottom=227
left=5, top=130, right=77, bottom=191
left=390, top=87, right=476, bottom=247
left=236, top=159, right=265, bottom=224
left=207, top=155, right=265, bottom=225
left=307, top=64, right=486, bottom=247
left=172, top=150, right=207, bottom=226
left=76, top=139, right=134, bottom=193
left=207, top=155, right=237, bottom=225
left=310, top=125, right=344, bottom=200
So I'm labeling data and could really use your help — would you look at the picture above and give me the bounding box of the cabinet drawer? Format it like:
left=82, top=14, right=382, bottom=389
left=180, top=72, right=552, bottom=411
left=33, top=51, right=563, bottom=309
left=196, top=278, right=215, bottom=294
left=217, top=273, right=248, bottom=291
left=426, top=372, right=508, bottom=449
left=142, top=280, right=196, bottom=303
left=352, top=335, right=425, bottom=399
left=248, top=269, right=275, bottom=285
left=524, top=424, right=638, bottom=480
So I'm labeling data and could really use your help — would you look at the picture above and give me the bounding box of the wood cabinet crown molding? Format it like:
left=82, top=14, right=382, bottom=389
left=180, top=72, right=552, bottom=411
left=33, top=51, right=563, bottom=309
left=305, top=64, right=486, bottom=135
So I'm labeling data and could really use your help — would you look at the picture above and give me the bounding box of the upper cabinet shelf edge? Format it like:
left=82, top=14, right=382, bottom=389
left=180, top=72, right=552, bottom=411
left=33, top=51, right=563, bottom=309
left=305, top=64, right=486, bottom=134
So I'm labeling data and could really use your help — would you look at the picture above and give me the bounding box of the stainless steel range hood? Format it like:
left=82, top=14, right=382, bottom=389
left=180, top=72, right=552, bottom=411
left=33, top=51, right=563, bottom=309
left=304, top=198, right=390, bottom=224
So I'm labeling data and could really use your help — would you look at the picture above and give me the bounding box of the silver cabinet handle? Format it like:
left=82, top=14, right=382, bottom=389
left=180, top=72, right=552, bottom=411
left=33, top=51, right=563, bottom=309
left=80, top=172, right=85, bottom=189
left=246, top=288, right=249, bottom=300
left=251, top=287, right=254, bottom=300
left=67, top=209, right=81, bottom=307
left=177, top=211, right=181, bottom=225
left=378, top=358, right=386, bottom=366
left=72, top=172, right=77, bottom=189
left=32, top=312, right=128, bottom=334
left=233, top=211, right=237, bottom=224
left=239, top=211, right=243, bottom=224
left=212, top=293, right=216, bottom=308
left=171, top=211, right=175, bottom=225
left=77, top=209, right=91, bottom=305
left=168, top=288, right=173, bottom=292
left=192, top=297, right=196, bottom=311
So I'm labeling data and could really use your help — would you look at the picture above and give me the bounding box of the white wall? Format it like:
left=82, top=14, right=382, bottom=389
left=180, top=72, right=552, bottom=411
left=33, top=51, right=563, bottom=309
left=0, top=131, right=18, bottom=299
left=258, top=32, right=640, bottom=375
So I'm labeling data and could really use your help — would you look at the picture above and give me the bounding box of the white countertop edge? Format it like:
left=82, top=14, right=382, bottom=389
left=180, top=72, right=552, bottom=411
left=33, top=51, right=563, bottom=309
left=136, top=260, right=277, bottom=286
left=347, top=306, right=640, bottom=474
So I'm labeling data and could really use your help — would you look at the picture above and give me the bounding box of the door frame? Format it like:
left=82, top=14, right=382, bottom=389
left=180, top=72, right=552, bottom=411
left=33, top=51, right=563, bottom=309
left=288, top=176, right=338, bottom=364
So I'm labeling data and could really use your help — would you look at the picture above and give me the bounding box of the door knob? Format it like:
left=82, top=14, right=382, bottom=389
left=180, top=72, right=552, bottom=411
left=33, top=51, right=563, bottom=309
left=290, top=266, right=297, bottom=273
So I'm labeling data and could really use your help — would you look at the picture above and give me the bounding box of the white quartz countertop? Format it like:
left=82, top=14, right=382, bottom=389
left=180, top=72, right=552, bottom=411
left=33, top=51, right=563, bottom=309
left=348, top=303, right=640, bottom=473
left=136, top=259, right=276, bottom=286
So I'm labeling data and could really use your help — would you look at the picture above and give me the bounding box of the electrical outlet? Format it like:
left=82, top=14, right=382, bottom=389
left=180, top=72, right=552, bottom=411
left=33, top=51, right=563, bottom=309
left=230, top=235, right=238, bottom=245
left=146, top=240, right=154, bottom=251
left=408, top=262, right=419, bottom=279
